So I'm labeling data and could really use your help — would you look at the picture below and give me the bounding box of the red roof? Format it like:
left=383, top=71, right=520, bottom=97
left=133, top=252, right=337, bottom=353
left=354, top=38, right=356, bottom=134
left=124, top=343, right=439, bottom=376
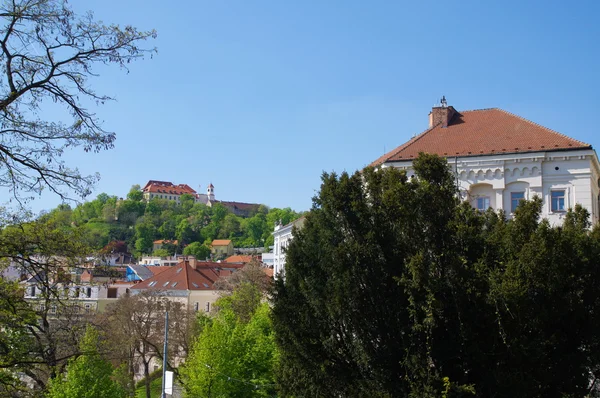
left=153, top=240, right=178, bottom=245
left=147, top=266, right=171, bottom=276
left=371, top=108, right=591, bottom=166
left=131, top=259, right=244, bottom=291
left=212, top=239, right=232, bottom=246
left=225, top=255, right=253, bottom=263
left=142, top=180, right=197, bottom=195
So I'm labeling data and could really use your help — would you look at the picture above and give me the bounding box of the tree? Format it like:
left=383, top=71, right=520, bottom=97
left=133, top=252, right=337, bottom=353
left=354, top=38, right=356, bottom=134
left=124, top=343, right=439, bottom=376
left=271, top=153, right=600, bottom=397
left=0, top=216, right=93, bottom=392
left=214, top=259, right=272, bottom=298
left=127, top=185, right=144, bottom=202
left=0, top=0, right=156, bottom=203
left=182, top=241, right=210, bottom=260
left=98, top=292, right=191, bottom=398
left=181, top=285, right=278, bottom=397
left=46, top=325, right=125, bottom=398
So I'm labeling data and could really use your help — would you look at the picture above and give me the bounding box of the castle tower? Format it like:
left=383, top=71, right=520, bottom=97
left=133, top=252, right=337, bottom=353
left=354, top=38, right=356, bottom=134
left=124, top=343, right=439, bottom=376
left=207, top=183, right=215, bottom=201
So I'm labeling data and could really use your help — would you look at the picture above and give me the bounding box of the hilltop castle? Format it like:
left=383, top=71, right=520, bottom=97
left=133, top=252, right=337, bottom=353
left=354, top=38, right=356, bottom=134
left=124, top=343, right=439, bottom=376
left=141, top=180, right=260, bottom=217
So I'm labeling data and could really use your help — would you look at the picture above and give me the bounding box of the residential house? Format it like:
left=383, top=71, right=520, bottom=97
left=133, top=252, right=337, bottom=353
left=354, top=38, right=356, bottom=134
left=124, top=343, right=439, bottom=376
left=273, top=217, right=306, bottom=277
left=211, top=239, right=234, bottom=258
left=138, top=256, right=180, bottom=267
left=152, top=240, right=178, bottom=252
left=130, top=257, right=245, bottom=312
left=371, top=98, right=600, bottom=225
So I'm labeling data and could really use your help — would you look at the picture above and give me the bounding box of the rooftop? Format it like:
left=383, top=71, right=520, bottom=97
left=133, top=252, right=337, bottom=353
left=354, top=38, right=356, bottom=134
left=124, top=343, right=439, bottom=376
left=371, top=107, right=591, bottom=166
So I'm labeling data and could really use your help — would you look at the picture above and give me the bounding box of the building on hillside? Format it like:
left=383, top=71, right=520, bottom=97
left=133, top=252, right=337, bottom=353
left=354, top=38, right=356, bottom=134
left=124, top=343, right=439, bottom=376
left=141, top=180, right=261, bottom=217
left=211, top=239, right=234, bottom=258
left=273, top=217, right=306, bottom=277
left=130, top=257, right=245, bottom=311
left=371, top=98, right=600, bottom=226
left=141, top=180, right=197, bottom=203
left=138, top=256, right=180, bottom=267
left=152, top=239, right=178, bottom=252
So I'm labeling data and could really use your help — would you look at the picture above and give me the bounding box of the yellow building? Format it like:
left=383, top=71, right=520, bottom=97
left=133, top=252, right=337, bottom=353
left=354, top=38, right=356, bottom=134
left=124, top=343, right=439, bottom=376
left=211, top=239, right=234, bottom=258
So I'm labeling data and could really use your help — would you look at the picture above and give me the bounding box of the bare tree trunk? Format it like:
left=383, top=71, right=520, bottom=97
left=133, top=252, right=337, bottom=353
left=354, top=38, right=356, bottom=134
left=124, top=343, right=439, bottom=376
left=144, top=359, right=151, bottom=398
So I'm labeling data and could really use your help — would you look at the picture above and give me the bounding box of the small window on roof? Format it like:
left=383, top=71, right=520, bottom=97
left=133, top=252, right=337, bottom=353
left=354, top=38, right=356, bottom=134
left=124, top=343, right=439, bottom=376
left=192, top=282, right=199, bottom=288
left=176, top=268, right=183, bottom=274
left=149, top=281, right=157, bottom=287
left=163, top=281, right=169, bottom=287
left=202, top=283, right=209, bottom=288
left=172, top=282, right=178, bottom=287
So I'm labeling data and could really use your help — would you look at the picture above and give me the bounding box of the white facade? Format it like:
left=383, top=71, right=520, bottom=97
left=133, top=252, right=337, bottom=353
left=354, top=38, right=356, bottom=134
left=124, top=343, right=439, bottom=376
left=273, top=218, right=305, bottom=277
left=381, top=149, right=600, bottom=225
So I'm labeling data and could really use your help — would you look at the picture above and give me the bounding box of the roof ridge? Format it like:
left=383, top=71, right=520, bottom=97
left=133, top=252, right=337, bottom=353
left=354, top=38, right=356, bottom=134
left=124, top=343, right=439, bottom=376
left=458, top=107, right=499, bottom=113
left=495, top=108, right=591, bottom=147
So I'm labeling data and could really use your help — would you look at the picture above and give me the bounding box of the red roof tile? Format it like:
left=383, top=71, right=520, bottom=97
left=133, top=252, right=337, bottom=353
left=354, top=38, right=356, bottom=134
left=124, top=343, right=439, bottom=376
left=212, top=239, right=232, bottom=246
left=372, top=108, right=591, bottom=166
left=131, top=260, right=244, bottom=291
left=224, top=255, right=253, bottom=263
left=142, top=180, right=197, bottom=195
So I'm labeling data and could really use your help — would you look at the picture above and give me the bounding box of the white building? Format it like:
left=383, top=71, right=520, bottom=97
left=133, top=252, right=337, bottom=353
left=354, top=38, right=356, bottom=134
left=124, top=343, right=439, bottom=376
left=372, top=99, right=600, bottom=225
left=273, top=217, right=305, bottom=277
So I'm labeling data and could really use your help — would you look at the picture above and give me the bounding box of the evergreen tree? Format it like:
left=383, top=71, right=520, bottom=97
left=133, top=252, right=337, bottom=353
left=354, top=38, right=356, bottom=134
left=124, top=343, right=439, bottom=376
left=271, top=153, right=600, bottom=397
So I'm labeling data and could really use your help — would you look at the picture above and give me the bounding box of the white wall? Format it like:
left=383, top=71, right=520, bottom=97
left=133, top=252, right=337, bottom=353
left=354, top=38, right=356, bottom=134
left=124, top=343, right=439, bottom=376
left=383, top=149, right=600, bottom=226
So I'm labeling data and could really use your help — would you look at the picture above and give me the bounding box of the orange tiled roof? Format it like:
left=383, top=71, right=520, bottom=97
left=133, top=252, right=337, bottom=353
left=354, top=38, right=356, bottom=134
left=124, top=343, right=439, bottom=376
left=225, top=255, right=253, bottom=263
left=371, top=108, right=591, bottom=166
left=147, top=266, right=171, bottom=276
left=142, top=180, right=197, bottom=195
left=212, top=239, right=232, bottom=246
left=153, top=240, right=178, bottom=245
left=131, top=260, right=244, bottom=291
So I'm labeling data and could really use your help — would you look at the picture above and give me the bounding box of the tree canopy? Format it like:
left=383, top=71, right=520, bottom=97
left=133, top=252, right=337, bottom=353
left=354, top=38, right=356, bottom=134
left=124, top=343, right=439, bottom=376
left=42, top=189, right=303, bottom=257
left=271, top=153, right=600, bottom=397
left=181, top=284, right=278, bottom=397
left=0, top=0, right=156, bottom=203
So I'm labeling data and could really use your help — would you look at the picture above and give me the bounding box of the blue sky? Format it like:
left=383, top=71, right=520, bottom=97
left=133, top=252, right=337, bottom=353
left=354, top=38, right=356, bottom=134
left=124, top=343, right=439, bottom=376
left=18, top=0, right=600, bottom=213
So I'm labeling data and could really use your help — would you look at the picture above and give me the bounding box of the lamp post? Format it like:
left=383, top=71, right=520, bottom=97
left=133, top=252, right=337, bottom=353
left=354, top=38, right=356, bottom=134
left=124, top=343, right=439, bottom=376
left=161, top=311, right=169, bottom=398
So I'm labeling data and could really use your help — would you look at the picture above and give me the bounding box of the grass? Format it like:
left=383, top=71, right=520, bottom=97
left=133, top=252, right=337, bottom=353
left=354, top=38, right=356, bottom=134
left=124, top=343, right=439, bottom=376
left=135, top=376, right=163, bottom=398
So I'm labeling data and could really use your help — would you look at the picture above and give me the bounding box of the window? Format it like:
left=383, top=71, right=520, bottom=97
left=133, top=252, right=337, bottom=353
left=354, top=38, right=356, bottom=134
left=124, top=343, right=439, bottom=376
left=86, top=287, right=92, bottom=298
left=511, top=192, right=525, bottom=213
left=551, top=190, right=566, bottom=212
left=194, top=302, right=199, bottom=311
left=50, top=304, right=57, bottom=314
left=476, top=196, right=490, bottom=211
left=205, top=302, right=210, bottom=312
left=30, top=286, right=36, bottom=297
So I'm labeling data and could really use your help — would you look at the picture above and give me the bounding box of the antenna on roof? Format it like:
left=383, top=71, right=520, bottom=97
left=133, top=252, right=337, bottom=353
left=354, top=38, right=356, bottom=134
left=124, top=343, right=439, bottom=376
left=441, top=95, right=447, bottom=108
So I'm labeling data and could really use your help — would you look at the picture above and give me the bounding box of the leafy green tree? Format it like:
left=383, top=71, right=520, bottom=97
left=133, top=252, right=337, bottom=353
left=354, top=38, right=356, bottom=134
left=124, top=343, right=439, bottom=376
left=271, top=153, right=600, bottom=398
left=151, top=248, right=169, bottom=257
left=47, top=326, right=125, bottom=398
left=181, top=285, right=278, bottom=397
left=0, top=217, right=92, bottom=392
left=127, top=185, right=144, bottom=202
left=183, top=242, right=211, bottom=260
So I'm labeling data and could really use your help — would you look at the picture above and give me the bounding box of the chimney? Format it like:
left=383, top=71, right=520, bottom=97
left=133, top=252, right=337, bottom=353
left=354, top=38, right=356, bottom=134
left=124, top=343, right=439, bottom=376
left=428, top=96, right=456, bottom=128
left=188, top=256, right=197, bottom=270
